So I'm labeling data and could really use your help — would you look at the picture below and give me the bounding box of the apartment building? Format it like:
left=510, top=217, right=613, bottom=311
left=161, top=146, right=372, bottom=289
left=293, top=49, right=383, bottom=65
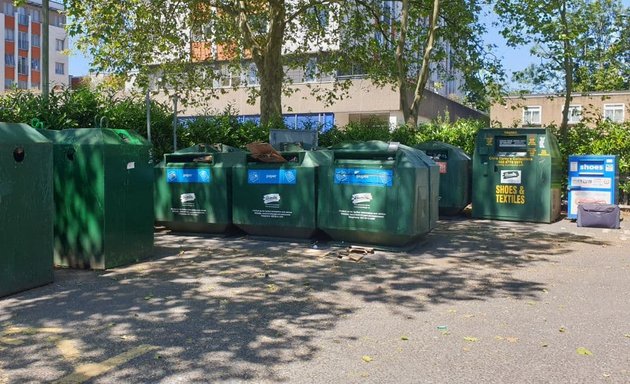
left=491, top=92, right=630, bottom=128
left=0, top=0, right=68, bottom=92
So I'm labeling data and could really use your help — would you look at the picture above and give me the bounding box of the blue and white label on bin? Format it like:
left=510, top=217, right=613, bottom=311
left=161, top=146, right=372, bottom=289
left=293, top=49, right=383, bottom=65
left=166, top=168, right=212, bottom=184
left=334, top=168, right=393, bottom=187
left=248, top=169, right=297, bottom=185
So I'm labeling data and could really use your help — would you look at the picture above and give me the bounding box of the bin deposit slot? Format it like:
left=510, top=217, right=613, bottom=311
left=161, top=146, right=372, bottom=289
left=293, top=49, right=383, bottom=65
left=66, top=148, right=76, bottom=161
left=13, top=147, right=25, bottom=162
left=246, top=152, right=302, bottom=164
left=495, top=136, right=528, bottom=157
left=423, top=149, right=448, bottom=161
left=166, top=154, right=215, bottom=164
left=333, top=152, right=396, bottom=161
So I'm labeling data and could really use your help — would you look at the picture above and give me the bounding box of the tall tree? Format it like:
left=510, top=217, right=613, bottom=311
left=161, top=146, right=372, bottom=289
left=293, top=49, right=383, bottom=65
left=332, top=0, right=503, bottom=126
left=66, top=1, right=339, bottom=126
left=573, top=0, right=629, bottom=91
left=495, top=0, right=628, bottom=138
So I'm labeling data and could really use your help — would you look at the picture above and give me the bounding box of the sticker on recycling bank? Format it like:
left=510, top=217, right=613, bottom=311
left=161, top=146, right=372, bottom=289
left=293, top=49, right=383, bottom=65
left=126, top=162, right=135, bottom=170
left=166, top=168, right=212, bottom=183
left=500, top=170, right=521, bottom=184
left=352, top=193, right=373, bottom=205
left=248, top=169, right=296, bottom=185
left=334, top=168, right=393, bottom=187
left=180, top=193, right=196, bottom=203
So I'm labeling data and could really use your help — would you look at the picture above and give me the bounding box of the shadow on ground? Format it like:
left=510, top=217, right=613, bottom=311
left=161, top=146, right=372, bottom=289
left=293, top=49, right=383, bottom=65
left=0, top=219, right=610, bottom=383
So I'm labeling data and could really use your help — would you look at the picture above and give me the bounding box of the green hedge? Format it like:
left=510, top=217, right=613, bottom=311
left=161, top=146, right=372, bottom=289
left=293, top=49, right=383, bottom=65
left=551, top=121, right=630, bottom=198
left=319, top=117, right=485, bottom=154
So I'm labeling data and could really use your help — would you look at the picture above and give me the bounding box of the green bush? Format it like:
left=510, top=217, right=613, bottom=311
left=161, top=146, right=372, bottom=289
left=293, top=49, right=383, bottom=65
left=552, top=121, right=630, bottom=200
left=320, top=117, right=484, bottom=155
left=179, top=110, right=269, bottom=150
left=319, top=118, right=391, bottom=147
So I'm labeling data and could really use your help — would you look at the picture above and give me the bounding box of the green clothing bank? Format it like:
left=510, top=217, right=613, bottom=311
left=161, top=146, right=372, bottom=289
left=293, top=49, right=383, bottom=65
left=472, top=128, right=562, bottom=223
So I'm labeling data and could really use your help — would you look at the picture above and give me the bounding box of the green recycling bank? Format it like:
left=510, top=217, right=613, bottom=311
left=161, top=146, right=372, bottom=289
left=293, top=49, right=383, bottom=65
left=232, top=149, right=332, bottom=238
left=0, top=123, right=54, bottom=297
left=155, top=144, right=245, bottom=233
left=472, top=128, right=562, bottom=223
left=318, top=141, right=439, bottom=247
left=40, top=128, right=154, bottom=270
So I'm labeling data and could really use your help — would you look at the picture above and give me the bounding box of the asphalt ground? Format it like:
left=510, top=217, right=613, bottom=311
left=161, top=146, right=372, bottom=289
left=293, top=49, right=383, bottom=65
left=1, top=215, right=629, bottom=384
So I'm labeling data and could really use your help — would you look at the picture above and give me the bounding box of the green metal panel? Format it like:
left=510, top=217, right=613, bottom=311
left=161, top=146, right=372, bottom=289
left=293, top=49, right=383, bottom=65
left=154, top=144, right=246, bottom=233
left=40, top=128, right=154, bottom=269
left=415, top=141, right=472, bottom=215
left=317, top=141, right=439, bottom=247
left=232, top=150, right=332, bottom=239
left=0, top=123, right=54, bottom=297
left=472, top=128, right=562, bottom=223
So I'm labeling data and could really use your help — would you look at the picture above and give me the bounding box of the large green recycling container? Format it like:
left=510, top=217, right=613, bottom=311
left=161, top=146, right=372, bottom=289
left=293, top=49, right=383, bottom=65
left=415, top=141, right=472, bottom=215
left=154, top=144, right=246, bottom=232
left=318, top=141, right=439, bottom=247
left=0, top=123, right=54, bottom=297
left=39, top=128, right=154, bottom=269
left=232, top=149, right=332, bottom=238
left=472, top=128, right=562, bottom=223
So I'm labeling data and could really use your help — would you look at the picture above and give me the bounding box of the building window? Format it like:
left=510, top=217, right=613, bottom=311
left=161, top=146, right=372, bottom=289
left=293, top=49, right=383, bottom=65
left=566, top=105, right=582, bottom=124
left=18, top=31, right=28, bottom=50
left=31, top=9, right=40, bottom=22
left=246, top=63, right=258, bottom=86
left=17, top=56, right=28, bottom=75
left=51, top=13, right=65, bottom=27
left=55, top=62, right=65, bottom=75
left=307, top=6, right=328, bottom=27
left=55, top=38, right=65, bottom=51
left=523, top=106, right=542, bottom=125
left=374, top=1, right=393, bottom=47
left=5, top=28, right=14, bottom=42
left=17, top=80, right=28, bottom=89
left=31, top=82, right=40, bottom=90
left=5, top=54, right=15, bottom=67
left=32, top=33, right=40, bottom=47
left=4, top=79, right=14, bottom=89
left=304, top=58, right=318, bottom=82
left=603, top=104, right=624, bottom=123
left=336, top=64, right=366, bottom=79
left=17, top=7, right=28, bottom=25
left=3, top=2, right=14, bottom=15
left=31, top=58, right=40, bottom=71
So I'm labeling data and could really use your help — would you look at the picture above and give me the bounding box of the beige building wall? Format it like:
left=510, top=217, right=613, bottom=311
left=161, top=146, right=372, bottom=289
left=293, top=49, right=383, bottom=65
left=151, top=79, right=486, bottom=127
left=154, top=79, right=402, bottom=125
left=49, top=24, right=68, bottom=87
left=491, top=92, right=630, bottom=128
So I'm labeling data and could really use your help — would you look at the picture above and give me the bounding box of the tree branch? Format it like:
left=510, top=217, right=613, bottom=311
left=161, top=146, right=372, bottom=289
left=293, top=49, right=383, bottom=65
left=285, top=0, right=337, bottom=24
left=352, top=0, right=395, bottom=47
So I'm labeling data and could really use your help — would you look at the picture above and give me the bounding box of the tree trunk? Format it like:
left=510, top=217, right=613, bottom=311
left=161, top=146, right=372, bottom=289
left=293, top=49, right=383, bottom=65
left=407, top=0, right=440, bottom=126
left=396, top=0, right=412, bottom=125
left=258, top=1, right=286, bottom=127
left=258, top=55, right=284, bottom=127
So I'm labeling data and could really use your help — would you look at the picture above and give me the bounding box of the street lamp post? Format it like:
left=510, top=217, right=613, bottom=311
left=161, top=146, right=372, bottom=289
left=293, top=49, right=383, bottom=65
left=42, top=0, right=49, bottom=100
